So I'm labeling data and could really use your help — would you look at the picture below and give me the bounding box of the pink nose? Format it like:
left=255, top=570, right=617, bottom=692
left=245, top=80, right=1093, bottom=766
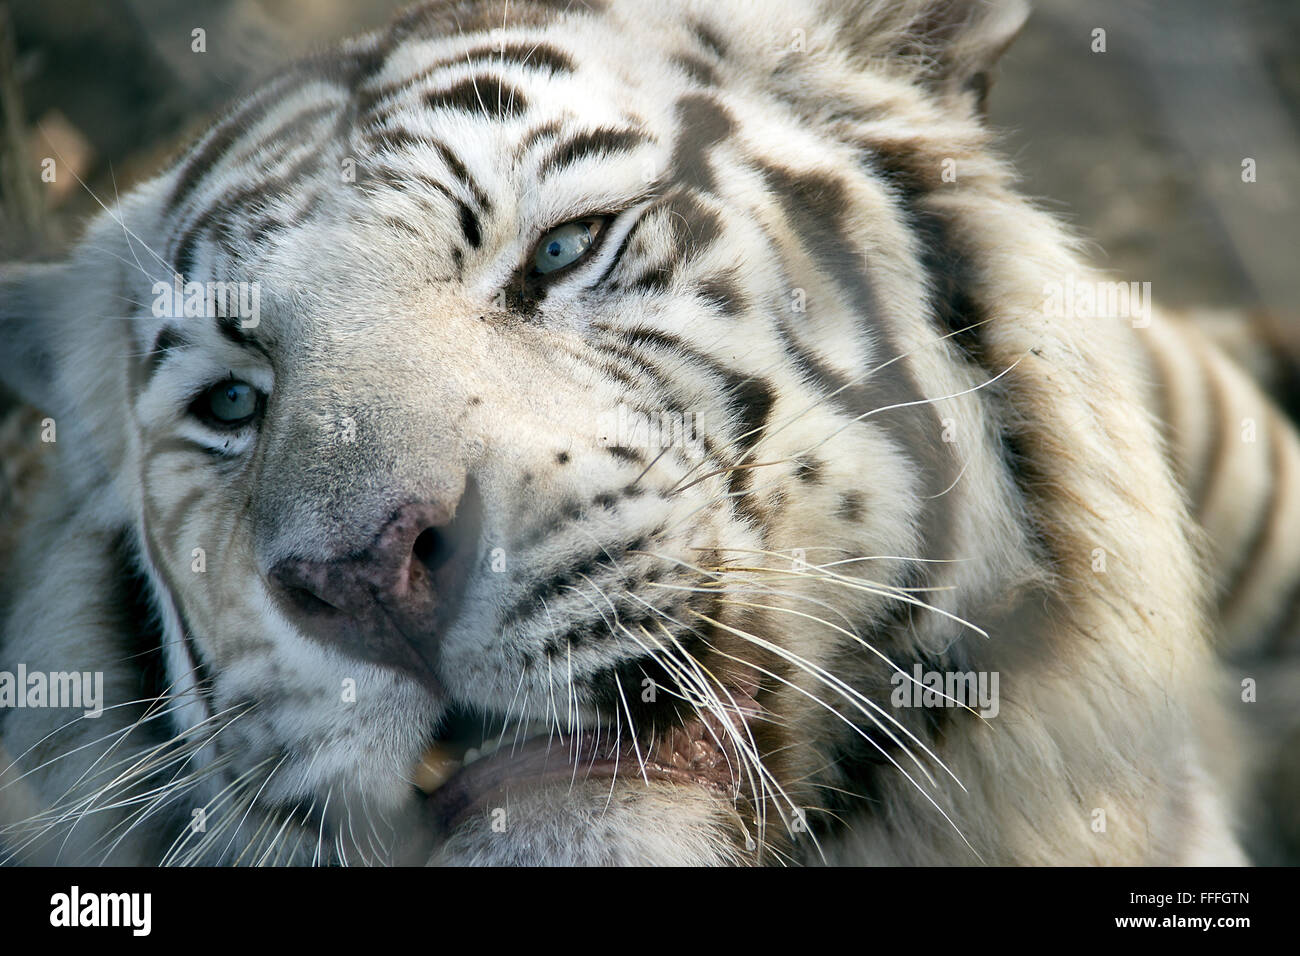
left=269, top=483, right=482, bottom=682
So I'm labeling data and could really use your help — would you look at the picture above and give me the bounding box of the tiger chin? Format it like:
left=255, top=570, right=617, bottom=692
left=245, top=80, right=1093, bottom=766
left=0, top=0, right=1296, bottom=866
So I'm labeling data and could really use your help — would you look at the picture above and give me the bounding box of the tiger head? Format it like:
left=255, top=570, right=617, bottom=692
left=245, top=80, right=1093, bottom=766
left=1, top=0, right=1222, bottom=865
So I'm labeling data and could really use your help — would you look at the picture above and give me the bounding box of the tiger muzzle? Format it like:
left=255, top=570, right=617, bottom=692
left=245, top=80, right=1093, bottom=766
left=267, top=480, right=484, bottom=685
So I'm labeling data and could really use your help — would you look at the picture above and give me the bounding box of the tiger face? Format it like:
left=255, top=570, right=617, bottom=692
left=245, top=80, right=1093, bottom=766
left=0, top=0, right=1245, bottom=866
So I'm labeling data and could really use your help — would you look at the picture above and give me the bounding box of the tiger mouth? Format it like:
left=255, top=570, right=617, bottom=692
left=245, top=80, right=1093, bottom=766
left=414, top=691, right=761, bottom=832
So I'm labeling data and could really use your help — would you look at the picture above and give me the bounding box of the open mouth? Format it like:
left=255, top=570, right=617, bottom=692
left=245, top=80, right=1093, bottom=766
left=413, top=689, right=761, bottom=833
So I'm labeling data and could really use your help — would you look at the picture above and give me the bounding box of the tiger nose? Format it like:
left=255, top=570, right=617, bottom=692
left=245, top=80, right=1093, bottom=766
left=268, top=482, right=482, bottom=682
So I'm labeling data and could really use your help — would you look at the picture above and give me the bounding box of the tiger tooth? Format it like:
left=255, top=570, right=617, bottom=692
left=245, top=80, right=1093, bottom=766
left=413, top=744, right=461, bottom=795
left=463, top=747, right=482, bottom=765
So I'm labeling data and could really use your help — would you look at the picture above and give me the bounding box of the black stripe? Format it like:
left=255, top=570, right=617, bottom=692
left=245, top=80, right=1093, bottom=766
left=606, top=444, right=643, bottom=464
left=252, top=102, right=340, bottom=163
left=157, top=488, right=209, bottom=557
left=367, top=0, right=597, bottom=82
left=433, top=142, right=491, bottom=210
left=586, top=337, right=672, bottom=393
left=845, top=147, right=1061, bottom=573
left=380, top=215, right=426, bottom=238
left=859, top=144, right=989, bottom=362
left=167, top=97, right=279, bottom=214
left=366, top=124, right=429, bottom=153
left=838, top=491, right=865, bottom=522
left=501, top=547, right=619, bottom=627
left=592, top=209, right=648, bottom=286
left=692, top=20, right=728, bottom=58
left=696, top=270, right=747, bottom=316
left=756, top=161, right=962, bottom=563
left=479, top=42, right=574, bottom=73
left=539, top=127, right=649, bottom=175
left=113, top=530, right=170, bottom=710
left=360, top=164, right=455, bottom=205
left=548, top=339, right=642, bottom=390
left=360, top=42, right=574, bottom=115
left=610, top=190, right=721, bottom=293
left=457, top=200, right=483, bottom=247
left=136, top=510, right=223, bottom=715
left=517, top=119, right=563, bottom=155
left=171, top=149, right=323, bottom=282
left=795, top=458, right=823, bottom=483
left=146, top=326, right=186, bottom=380
left=674, top=53, right=717, bottom=86
left=589, top=323, right=765, bottom=458
left=670, top=94, right=735, bottom=194
left=172, top=216, right=207, bottom=284
left=585, top=338, right=701, bottom=421
left=362, top=139, right=493, bottom=242
left=164, top=46, right=361, bottom=214
left=726, top=377, right=774, bottom=454
left=216, top=313, right=251, bottom=346
left=425, top=75, right=528, bottom=117
left=623, top=263, right=674, bottom=294
left=663, top=187, right=724, bottom=258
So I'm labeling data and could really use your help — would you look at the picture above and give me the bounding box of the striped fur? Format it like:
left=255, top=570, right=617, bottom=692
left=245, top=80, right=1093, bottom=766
left=0, top=0, right=1293, bottom=864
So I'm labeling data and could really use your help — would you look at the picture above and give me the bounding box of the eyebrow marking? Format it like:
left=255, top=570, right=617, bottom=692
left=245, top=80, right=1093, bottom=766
left=538, top=127, right=651, bottom=175
left=358, top=42, right=575, bottom=117
left=433, top=142, right=491, bottom=211
left=425, top=75, right=529, bottom=117
left=145, top=325, right=188, bottom=380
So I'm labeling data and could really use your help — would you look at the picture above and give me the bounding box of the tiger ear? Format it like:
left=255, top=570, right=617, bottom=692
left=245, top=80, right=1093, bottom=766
left=836, top=0, right=1030, bottom=113
left=0, top=262, right=69, bottom=415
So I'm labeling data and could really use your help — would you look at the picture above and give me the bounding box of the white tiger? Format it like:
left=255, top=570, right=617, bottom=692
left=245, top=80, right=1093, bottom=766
left=1, top=0, right=1297, bottom=866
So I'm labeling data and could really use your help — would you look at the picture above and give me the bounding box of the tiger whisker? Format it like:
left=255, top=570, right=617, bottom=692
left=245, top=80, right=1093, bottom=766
left=687, top=615, right=983, bottom=861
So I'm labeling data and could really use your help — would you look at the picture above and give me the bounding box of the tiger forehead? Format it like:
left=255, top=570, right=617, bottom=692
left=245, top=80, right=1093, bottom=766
left=159, top=1, right=737, bottom=284
left=163, top=0, right=720, bottom=207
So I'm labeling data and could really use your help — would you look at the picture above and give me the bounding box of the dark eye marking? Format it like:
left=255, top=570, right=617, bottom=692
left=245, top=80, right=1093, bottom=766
left=592, top=212, right=647, bottom=287
left=508, top=215, right=616, bottom=306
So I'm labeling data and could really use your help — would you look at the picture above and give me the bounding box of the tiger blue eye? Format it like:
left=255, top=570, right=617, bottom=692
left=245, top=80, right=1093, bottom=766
left=534, top=221, right=595, bottom=274
left=205, top=381, right=258, bottom=424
